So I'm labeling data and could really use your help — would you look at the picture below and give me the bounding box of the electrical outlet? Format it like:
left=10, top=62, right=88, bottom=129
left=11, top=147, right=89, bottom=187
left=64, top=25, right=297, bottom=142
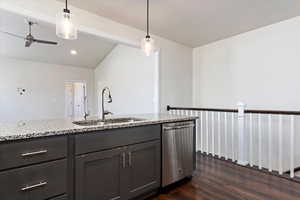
left=17, top=88, right=26, bottom=95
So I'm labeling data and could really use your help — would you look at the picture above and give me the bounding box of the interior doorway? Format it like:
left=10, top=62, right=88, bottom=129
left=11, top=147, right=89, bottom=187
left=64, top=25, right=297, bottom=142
left=65, top=81, right=87, bottom=118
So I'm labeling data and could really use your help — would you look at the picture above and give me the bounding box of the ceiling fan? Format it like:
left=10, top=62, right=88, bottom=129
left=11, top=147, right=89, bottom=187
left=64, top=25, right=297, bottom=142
left=0, top=20, right=58, bottom=47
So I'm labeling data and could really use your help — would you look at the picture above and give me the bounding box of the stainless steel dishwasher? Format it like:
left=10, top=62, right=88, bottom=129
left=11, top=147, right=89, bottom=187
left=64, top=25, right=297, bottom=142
left=162, top=121, right=195, bottom=187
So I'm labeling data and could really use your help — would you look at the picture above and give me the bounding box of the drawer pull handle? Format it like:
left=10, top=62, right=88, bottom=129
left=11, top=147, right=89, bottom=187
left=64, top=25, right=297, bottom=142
left=122, top=152, right=126, bottom=168
left=21, top=150, right=48, bottom=157
left=21, top=181, right=47, bottom=191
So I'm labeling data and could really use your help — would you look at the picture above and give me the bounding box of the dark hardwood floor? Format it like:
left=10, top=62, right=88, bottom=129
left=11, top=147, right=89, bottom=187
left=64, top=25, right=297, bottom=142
left=151, top=153, right=300, bottom=200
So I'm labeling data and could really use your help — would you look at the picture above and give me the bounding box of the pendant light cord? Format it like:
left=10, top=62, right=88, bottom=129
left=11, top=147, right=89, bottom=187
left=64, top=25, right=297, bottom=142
left=29, top=22, right=31, bottom=35
left=64, top=0, right=70, bottom=13
left=147, top=0, right=149, bottom=37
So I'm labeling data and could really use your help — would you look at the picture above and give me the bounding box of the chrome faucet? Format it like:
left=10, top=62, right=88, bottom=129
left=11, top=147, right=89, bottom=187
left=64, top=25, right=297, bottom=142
left=101, top=87, right=113, bottom=120
left=83, top=85, right=89, bottom=120
left=83, top=112, right=89, bottom=120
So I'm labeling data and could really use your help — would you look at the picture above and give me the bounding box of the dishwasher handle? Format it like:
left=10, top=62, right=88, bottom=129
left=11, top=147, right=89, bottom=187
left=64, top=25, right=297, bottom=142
left=163, top=124, right=194, bottom=131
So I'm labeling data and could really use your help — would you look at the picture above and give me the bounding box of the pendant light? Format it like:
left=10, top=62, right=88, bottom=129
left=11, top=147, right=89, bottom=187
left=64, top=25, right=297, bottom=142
left=56, top=0, right=77, bottom=40
left=141, top=0, right=156, bottom=56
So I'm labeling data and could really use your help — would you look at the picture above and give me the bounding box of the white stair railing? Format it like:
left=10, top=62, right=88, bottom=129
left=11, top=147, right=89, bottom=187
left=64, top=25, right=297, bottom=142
left=167, top=104, right=299, bottom=179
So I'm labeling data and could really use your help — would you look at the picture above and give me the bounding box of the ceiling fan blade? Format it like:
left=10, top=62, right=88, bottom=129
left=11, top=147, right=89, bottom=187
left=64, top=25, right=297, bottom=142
left=0, top=30, right=25, bottom=40
left=33, top=39, right=58, bottom=45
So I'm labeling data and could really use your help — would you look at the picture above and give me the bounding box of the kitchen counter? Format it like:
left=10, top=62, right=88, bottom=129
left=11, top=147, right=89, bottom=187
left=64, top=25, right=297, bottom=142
left=0, top=114, right=197, bottom=142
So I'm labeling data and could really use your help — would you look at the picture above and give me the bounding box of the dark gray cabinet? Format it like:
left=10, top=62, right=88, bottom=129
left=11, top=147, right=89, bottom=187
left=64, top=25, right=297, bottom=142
left=0, top=136, right=67, bottom=200
left=75, top=147, right=126, bottom=200
left=125, top=141, right=160, bottom=199
left=75, top=140, right=160, bottom=200
left=75, top=125, right=160, bottom=155
left=0, top=159, right=67, bottom=200
left=0, top=136, right=67, bottom=171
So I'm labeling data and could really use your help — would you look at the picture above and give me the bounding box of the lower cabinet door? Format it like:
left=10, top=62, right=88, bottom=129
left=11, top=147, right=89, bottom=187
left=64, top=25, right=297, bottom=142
left=125, top=140, right=161, bottom=199
left=75, top=147, right=126, bottom=200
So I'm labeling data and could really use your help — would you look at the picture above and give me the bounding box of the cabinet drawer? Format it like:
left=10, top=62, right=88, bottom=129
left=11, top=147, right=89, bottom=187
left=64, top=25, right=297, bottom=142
left=75, top=125, right=161, bottom=155
left=0, top=136, right=67, bottom=170
left=0, top=159, right=67, bottom=200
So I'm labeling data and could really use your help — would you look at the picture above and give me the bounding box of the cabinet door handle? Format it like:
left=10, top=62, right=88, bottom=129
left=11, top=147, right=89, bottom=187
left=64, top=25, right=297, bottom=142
left=128, top=152, right=132, bottom=167
left=21, top=181, right=47, bottom=191
left=122, top=152, right=126, bottom=168
left=21, top=150, right=48, bottom=157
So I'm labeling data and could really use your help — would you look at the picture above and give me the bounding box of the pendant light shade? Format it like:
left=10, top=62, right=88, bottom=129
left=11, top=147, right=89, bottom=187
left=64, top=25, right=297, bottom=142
left=56, top=0, right=77, bottom=40
left=141, top=0, right=156, bottom=56
left=141, top=36, right=155, bottom=56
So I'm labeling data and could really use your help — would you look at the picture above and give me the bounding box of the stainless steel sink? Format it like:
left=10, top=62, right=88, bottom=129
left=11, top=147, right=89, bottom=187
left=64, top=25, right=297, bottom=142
left=73, top=117, right=145, bottom=126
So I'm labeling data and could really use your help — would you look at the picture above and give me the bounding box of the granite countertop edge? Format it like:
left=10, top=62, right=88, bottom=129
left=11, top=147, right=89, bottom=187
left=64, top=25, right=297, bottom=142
left=0, top=115, right=198, bottom=142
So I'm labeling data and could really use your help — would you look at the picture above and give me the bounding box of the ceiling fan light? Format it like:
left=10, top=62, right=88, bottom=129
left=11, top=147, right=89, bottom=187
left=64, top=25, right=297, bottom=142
left=141, top=36, right=155, bottom=56
left=56, top=10, right=77, bottom=40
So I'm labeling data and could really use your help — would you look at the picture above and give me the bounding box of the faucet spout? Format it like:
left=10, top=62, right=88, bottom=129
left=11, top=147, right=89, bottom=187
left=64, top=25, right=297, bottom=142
left=101, top=87, right=113, bottom=120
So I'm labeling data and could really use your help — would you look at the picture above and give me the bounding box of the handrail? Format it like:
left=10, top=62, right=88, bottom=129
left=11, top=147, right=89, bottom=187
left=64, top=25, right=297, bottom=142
left=167, top=105, right=300, bottom=115
left=167, top=105, right=237, bottom=113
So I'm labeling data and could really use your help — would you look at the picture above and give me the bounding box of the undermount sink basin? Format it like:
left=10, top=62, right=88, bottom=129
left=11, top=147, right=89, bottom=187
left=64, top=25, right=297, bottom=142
left=73, top=117, right=146, bottom=126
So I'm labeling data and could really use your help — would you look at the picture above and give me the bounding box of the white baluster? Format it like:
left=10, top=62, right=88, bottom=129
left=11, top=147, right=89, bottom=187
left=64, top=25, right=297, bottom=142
left=237, top=102, right=247, bottom=166
left=206, top=111, right=209, bottom=154
left=218, top=112, right=221, bottom=158
left=211, top=112, right=215, bottom=156
left=176, top=110, right=180, bottom=115
left=190, top=110, right=197, bottom=151
left=196, top=111, right=201, bottom=152
left=290, top=115, right=295, bottom=178
left=249, top=113, right=253, bottom=167
left=231, top=113, right=235, bottom=161
left=268, top=115, right=272, bottom=172
left=279, top=115, right=283, bottom=175
left=200, top=111, right=203, bottom=153
left=258, top=114, right=262, bottom=170
left=224, top=112, right=228, bottom=160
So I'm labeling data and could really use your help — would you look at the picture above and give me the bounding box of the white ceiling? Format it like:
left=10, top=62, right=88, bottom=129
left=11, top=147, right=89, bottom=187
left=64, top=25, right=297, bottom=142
left=0, top=9, right=116, bottom=68
left=60, top=0, right=300, bottom=47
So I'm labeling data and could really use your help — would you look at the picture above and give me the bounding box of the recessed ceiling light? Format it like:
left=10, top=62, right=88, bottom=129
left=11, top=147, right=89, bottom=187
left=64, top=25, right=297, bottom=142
left=70, top=50, right=77, bottom=55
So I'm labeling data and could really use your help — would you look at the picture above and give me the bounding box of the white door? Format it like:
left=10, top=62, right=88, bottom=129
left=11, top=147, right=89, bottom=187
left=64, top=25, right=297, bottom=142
left=74, top=82, right=85, bottom=118
left=65, top=83, right=74, bottom=118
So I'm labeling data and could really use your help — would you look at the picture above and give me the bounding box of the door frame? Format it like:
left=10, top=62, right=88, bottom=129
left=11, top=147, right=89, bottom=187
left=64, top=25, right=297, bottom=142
left=64, top=80, right=88, bottom=118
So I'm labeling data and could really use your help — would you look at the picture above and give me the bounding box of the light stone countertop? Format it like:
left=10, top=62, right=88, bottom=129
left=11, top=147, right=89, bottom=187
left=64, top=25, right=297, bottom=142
left=0, top=114, right=198, bottom=142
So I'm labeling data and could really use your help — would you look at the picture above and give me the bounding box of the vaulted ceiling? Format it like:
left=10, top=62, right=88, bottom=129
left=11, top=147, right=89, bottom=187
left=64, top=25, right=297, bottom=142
left=59, top=0, right=300, bottom=47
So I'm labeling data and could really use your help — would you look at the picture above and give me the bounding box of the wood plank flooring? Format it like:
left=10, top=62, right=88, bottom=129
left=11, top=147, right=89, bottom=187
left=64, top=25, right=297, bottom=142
left=151, top=153, right=300, bottom=200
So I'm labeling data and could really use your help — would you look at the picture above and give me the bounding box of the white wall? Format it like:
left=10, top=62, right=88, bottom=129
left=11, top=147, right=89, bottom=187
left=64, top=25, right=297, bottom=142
left=0, top=0, right=193, bottom=112
left=94, top=44, right=157, bottom=116
left=0, top=57, right=94, bottom=122
left=193, top=16, right=300, bottom=110
left=193, top=16, right=300, bottom=170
